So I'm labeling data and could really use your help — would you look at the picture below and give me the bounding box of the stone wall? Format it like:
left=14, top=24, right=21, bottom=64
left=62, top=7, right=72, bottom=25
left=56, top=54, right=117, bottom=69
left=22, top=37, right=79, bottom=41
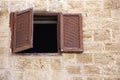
left=0, top=0, right=120, bottom=80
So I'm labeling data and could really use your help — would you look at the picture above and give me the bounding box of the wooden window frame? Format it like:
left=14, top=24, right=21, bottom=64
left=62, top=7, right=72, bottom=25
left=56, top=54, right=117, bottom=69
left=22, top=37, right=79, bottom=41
left=10, top=10, right=83, bottom=55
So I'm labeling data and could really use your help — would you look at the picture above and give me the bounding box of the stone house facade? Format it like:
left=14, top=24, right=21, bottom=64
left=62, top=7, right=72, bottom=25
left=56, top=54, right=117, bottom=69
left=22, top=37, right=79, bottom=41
left=0, top=0, right=120, bottom=80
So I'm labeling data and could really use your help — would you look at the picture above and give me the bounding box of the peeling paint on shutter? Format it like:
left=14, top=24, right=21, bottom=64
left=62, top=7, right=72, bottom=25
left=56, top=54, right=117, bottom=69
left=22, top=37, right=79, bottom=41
left=60, top=14, right=83, bottom=52
left=11, top=8, right=33, bottom=53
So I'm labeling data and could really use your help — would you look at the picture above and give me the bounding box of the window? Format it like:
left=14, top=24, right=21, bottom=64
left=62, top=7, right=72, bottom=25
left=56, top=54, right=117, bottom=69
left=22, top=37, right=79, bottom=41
left=10, top=8, right=83, bottom=55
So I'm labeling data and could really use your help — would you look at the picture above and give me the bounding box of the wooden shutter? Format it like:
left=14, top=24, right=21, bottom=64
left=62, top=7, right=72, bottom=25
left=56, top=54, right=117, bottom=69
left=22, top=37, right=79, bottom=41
left=11, top=8, right=33, bottom=53
left=60, top=14, right=83, bottom=52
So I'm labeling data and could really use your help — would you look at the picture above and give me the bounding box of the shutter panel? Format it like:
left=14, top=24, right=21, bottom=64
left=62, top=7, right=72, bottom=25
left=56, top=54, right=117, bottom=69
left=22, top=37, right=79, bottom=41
left=12, top=8, right=33, bottom=53
left=60, top=14, right=83, bottom=52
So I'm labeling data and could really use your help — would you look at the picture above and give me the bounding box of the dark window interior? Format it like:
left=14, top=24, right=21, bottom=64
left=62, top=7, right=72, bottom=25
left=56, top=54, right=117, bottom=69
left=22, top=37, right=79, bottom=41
left=17, top=15, right=58, bottom=53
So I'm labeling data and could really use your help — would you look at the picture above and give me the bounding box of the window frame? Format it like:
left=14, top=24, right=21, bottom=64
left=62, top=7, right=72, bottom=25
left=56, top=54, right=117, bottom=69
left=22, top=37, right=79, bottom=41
left=10, top=10, right=83, bottom=55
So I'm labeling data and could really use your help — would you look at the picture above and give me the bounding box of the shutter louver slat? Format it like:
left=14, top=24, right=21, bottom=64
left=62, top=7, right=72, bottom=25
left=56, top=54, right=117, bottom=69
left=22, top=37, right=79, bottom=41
left=12, top=8, right=33, bottom=53
left=60, top=14, right=83, bottom=52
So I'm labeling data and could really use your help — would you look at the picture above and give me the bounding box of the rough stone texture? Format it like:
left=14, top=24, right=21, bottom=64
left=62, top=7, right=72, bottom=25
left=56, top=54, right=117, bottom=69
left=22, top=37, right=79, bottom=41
left=77, top=53, right=93, bottom=64
left=103, top=66, right=118, bottom=75
left=0, top=56, right=9, bottom=69
left=84, top=42, right=103, bottom=53
left=104, top=76, right=120, bottom=80
left=0, top=0, right=120, bottom=80
left=72, top=77, right=83, bottom=80
left=94, top=53, right=115, bottom=65
left=84, top=65, right=100, bottom=75
left=94, top=29, right=111, bottom=41
left=87, top=76, right=103, bottom=80
left=50, top=58, right=61, bottom=70
left=104, top=0, right=120, bottom=9
left=11, top=56, right=32, bottom=71
left=0, top=70, right=10, bottom=80
left=116, top=56, right=120, bottom=66
left=105, top=43, right=120, bottom=52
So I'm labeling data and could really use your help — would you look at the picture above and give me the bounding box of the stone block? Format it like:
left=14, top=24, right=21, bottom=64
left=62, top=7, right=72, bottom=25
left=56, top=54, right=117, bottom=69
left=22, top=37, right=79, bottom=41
left=0, top=70, right=10, bottom=80
left=66, top=1, right=84, bottom=12
left=111, top=9, right=120, bottom=19
left=84, top=65, right=100, bottom=75
left=25, top=70, right=50, bottom=80
left=94, top=29, right=111, bottom=41
left=86, top=1, right=102, bottom=8
left=105, top=43, right=120, bottom=52
left=72, top=77, right=83, bottom=80
left=0, top=56, right=9, bottom=69
left=116, top=56, right=120, bottom=66
left=103, top=66, right=118, bottom=75
left=51, top=70, right=68, bottom=80
left=112, top=30, right=120, bottom=42
left=32, top=58, right=50, bottom=71
left=87, top=76, right=103, bottom=80
left=103, top=0, right=120, bottom=9
left=77, top=53, right=93, bottom=64
left=62, top=53, right=76, bottom=64
left=0, top=48, right=10, bottom=55
left=11, top=71, right=24, bottom=80
left=33, top=0, right=48, bottom=11
left=50, top=59, right=61, bottom=70
left=66, top=66, right=81, bottom=74
left=94, top=53, right=115, bottom=65
left=11, top=56, right=32, bottom=71
left=0, top=1, right=8, bottom=12
left=83, top=30, right=93, bottom=41
left=84, top=42, right=103, bottom=53
left=104, top=76, right=120, bottom=80
left=48, top=0, right=64, bottom=12
left=9, top=1, right=27, bottom=12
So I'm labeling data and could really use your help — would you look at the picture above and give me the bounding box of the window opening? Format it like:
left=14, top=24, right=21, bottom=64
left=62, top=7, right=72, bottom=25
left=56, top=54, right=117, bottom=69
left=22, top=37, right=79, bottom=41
left=17, top=15, right=58, bottom=53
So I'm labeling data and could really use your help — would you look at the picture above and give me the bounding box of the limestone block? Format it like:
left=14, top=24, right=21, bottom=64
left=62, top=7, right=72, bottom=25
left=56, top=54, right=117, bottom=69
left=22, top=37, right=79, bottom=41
left=84, top=42, right=103, bottom=53
left=103, top=66, right=118, bottom=75
left=104, top=76, right=120, bottom=80
left=0, top=48, right=10, bottom=55
left=94, top=29, right=111, bottom=41
left=72, top=77, right=83, bottom=80
left=9, top=1, right=27, bottom=12
left=0, top=56, right=9, bottom=68
left=83, top=30, right=93, bottom=41
left=103, top=0, right=120, bottom=9
left=0, top=1, right=8, bottom=12
left=62, top=53, right=76, bottom=64
left=0, top=70, right=10, bottom=80
left=11, top=56, right=32, bottom=71
left=33, top=0, right=48, bottom=11
left=86, top=1, right=102, bottom=8
left=84, top=65, right=100, bottom=75
left=11, top=71, right=24, bottom=80
left=66, top=66, right=81, bottom=74
left=105, top=43, right=120, bottom=52
left=87, top=76, right=103, bottom=80
left=66, top=1, right=84, bottom=12
left=51, top=70, right=68, bottom=80
left=116, top=56, right=120, bottom=66
left=77, top=54, right=93, bottom=64
left=112, top=30, right=120, bottom=42
left=111, top=9, right=120, bottom=19
left=25, top=70, right=50, bottom=80
left=50, top=59, right=61, bottom=70
left=32, top=58, right=50, bottom=71
left=99, top=9, right=111, bottom=18
left=94, top=53, right=115, bottom=65
left=48, top=0, right=64, bottom=12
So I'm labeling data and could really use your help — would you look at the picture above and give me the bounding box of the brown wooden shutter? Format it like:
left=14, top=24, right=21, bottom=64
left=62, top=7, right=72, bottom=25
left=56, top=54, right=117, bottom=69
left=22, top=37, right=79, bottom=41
left=60, top=14, right=83, bottom=52
left=11, top=8, right=33, bottom=53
